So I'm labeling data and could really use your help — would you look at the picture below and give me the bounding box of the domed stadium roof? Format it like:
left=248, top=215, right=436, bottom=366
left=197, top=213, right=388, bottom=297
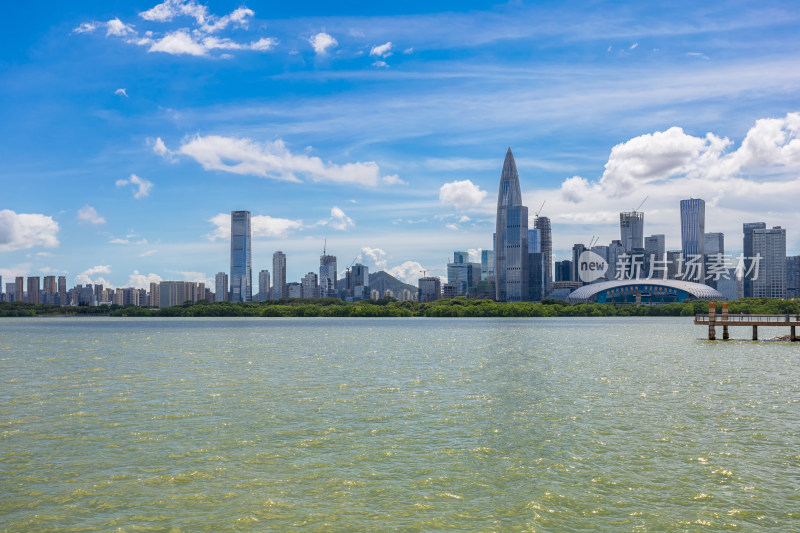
left=568, top=279, right=725, bottom=304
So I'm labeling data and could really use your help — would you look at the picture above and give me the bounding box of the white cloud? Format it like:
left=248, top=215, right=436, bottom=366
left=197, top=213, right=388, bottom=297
left=445, top=223, right=460, bottom=230
left=370, top=41, right=393, bottom=58
left=359, top=246, right=388, bottom=269
left=77, top=205, right=106, bottom=225
left=106, top=18, right=135, bottom=37
left=629, top=42, right=638, bottom=50
left=114, top=88, right=129, bottom=98
left=372, top=60, right=389, bottom=68
left=458, top=215, right=471, bottom=223
left=152, top=136, right=173, bottom=159
left=403, top=47, right=414, bottom=54
left=147, top=29, right=207, bottom=56
left=382, top=174, right=406, bottom=185
left=140, top=0, right=208, bottom=24
left=309, top=32, right=337, bottom=55
left=250, top=37, right=278, bottom=51
left=207, top=213, right=303, bottom=241
left=178, top=134, right=395, bottom=186
left=439, top=179, right=488, bottom=209
left=0, top=263, right=32, bottom=280
left=328, top=206, right=355, bottom=231
left=560, top=176, right=596, bottom=203
left=0, top=210, right=59, bottom=252
left=72, top=21, right=98, bottom=34
left=109, top=236, right=147, bottom=245
left=386, top=260, right=425, bottom=284
left=127, top=270, right=163, bottom=289
left=75, top=265, right=113, bottom=288
left=139, top=250, right=158, bottom=257
left=116, top=174, right=153, bottom=199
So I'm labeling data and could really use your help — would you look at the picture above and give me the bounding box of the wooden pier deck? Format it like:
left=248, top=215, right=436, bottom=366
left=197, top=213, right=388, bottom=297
left=695, top=302, right=800, bottom=341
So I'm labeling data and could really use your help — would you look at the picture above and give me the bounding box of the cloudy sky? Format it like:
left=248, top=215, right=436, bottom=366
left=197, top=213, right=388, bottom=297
left=2, top=0, right=800, bottom=289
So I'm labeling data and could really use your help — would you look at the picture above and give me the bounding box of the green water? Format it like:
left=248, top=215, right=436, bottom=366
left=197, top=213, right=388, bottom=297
left=1, top=317, right=799, bottom=531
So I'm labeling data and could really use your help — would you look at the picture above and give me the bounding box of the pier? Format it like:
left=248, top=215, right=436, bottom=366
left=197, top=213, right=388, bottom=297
left=695, top=302, right=800, bottom=341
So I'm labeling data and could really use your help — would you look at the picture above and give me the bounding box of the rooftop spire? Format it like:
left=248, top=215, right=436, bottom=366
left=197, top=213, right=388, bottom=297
left=497, top=147, right=522, bottom=208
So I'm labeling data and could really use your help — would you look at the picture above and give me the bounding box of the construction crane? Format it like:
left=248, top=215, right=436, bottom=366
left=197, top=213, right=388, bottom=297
left=420, top=269, right=427, bottom=277
left=535, top=201, right=546, bottom=217
left=634, top=196, right=648, bottom=212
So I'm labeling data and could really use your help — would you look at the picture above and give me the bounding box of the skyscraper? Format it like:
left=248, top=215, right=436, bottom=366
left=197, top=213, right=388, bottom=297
left=534, top=216, right=553, bottom=294
left=742, top=222, right=767, bottom=298
left=644, top=234, right=665, bottom=263
left=752, top=226, right=786, bottom=298
left=494, top=148, right=529, bottom=302
left=229, top=211, right=252, bottom=302
left=480, top=250, right=494, bottom=281
left=620, top=211, right=644, bottom=252
left=258, top=270, right=270, bottom=302
left=27, top=277, right=40, bottom=304
left=319, top=254, right=337, bottom=298
left=273, top=251, right=287, bottom=300
left=680, top=198, right=705, bottom=283
left=215, top=272, right=229, bottom=302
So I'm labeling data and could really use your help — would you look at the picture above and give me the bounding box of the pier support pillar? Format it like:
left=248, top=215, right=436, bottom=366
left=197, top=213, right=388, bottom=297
left=752, top=325, right=758, bottom=341
left=792, top=326, right=797, bottom=342
left=723, top=325, right=729, bottom=340
left=709, top=325, right=716, bottom=340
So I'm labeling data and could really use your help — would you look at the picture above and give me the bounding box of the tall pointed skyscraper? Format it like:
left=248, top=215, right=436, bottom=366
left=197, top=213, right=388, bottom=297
left=494, top=148, right=529, bottom=302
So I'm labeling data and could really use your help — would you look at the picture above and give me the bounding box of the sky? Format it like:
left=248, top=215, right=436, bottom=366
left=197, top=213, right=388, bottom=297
left=2, top=0, right=800, bottom=289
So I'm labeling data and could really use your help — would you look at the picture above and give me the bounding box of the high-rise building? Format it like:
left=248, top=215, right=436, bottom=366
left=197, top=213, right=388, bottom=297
left=27, top=277, right=40, bottom=304
left=229, top=210, right=252, bottom=302
left=704, top=232, right=724, bottom=255
left=57, top=276, right=67, bottom=306
left=742, top=222, right=767, bottom=298
left=150, top=282, right=160, bottom=308
left=301, top=272, right=319, bottom=298
left=534, top=216, right=552, bottom=294
left=644, top=234, right=665, bottom=263
left=319, top=254, right=337, bottom=298
left=703, top=232, right=725, bottom=289
left=447, top=251, right=478, bottom=297
left=480, top=250, right=494, bottom=281
left=680, top=198, right=705, bottom=283
left=258, top=270, right=270, bottom=302
left=215, top=272, right=228, bottom=302
left=571, top=243, right=586, bottom=284
left=555, top=260, right=572, bottom=282
left=787, top=256, right=800, bottom=299
left=620, top=211, right=644, bottom=252
left=15, top=277, right=24, bottom=303
left=494, top=148, right=529, bottom=302
left=752, top=226, right=786, bottom=298
left=418, top=277, right=441, bottom=302
left=272, top=251, right=287, bottom=300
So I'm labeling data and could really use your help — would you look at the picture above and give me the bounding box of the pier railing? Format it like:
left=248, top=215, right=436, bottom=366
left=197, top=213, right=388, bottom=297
left=695, top=304, right=799, bottom=341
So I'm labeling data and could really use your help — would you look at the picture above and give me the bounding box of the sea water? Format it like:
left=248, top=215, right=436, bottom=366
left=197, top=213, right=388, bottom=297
left=1, top=317, right=799, bottom=531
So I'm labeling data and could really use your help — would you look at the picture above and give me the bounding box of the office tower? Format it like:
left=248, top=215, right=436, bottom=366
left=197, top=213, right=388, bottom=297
left=752, top=226, right=787, bottom=298
left=666, top=250, right=682, bottom=280
left=43, top=275, right=56, bottom=294
left=494, top=148, right=529, bottom=301
left=555, top=260, right=572, bottom=282
left=57, top=276, right=67, bottom=306
left=787, top=256, right=800, bottom=299
left=571, top=243, right=586, bottom=284
left=703, top=232, right=725, bottom=288
left=680, top=198, right=705, bottom=282
left=287, top=282, right=302, bottom=298
left=528, top=229, right=541, bottom=254
left=272, top=251, right=287, bottom=300
left=704, top=232, right=724, bottom=255
left=301, top=272, right=319, bottom=298
left=742, top=222, right=767, bottom=298
left=229, top=211, right=252, bottom=302
left=15, top=277, right=24, bottom=303
left=215, top=272, right=229, bottom=302
left=605, top=240, right=623, bottom=281
left=319, top=254, right=337, bottom=298
left=534, top=216, right=553, bottom=293
left=149, top=282, right=160, bottom=308
left=620, top=211, right=644, bottom=252
left=645, top=235, right=665, bottom=263
left=418, top=277, right=441, bottom=302
left=26, top=277, right=40, bottom=304
left=5, top=283, right=15, bottom=302
left=258, top=270, right=270, bottom=302
left=345, top=263, right=369, bottom=300
left=481, top=250, right=494, bottom=280
left=447, top=252, right=477, bottom=296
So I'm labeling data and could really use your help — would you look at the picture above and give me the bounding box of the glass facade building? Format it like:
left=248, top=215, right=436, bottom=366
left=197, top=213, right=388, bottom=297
left=494, top=148, right=529, bottom=302
left=680, top=199, right=705, bottom=283
left=229, top=211, right=252, bottom=302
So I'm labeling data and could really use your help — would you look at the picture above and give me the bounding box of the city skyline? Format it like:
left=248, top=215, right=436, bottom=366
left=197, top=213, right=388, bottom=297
left=3, top=1, right=800, bottom=288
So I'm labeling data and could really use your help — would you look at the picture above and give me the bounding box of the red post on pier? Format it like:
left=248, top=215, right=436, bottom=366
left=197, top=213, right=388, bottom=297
left=708, top=302, right=716, bottom=340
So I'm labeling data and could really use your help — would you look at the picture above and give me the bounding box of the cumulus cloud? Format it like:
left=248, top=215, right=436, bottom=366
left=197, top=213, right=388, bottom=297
left=77, top=205, right=106, bottom=225
left=106, top=18, right=135, bottom=37
left=114, top=88, right=129, bottom=97
left=207, top=212, right=303, bottom=241
left=382, top=174, right=406, bottom=185
left=127, top=270, right=163, bottom=289
left=116, top=174, right=153, bottom=199
left=560, top=176, right=596, bottom=203
left=250, top=37, right=278, bottom=51
left=151, top=136, right=174, bottom=159
left=439, top=179, right=488, bottom=209
left=359, top=246, right=388, bottom=269
left=328, top=206, right=355, bottom=231
left=309, top=32, right=337, bottom=55
left=177, top=134, right=397, bottom=186
left=75, top=265, right=113, bottom=287
left=370, top=41, right=392, bottom=58
left=372, top=60, right=389, bottom=68
left=386, top=260, right=425, bottom=284
left=0, top=210, right=59, bottom=252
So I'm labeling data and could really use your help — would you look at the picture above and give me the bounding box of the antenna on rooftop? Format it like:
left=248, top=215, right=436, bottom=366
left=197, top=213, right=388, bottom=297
left=323, top=238, right=327, bottom=255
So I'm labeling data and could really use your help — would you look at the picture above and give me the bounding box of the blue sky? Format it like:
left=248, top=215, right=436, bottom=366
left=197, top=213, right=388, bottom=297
left=2, top=0, right=800, bottom=289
